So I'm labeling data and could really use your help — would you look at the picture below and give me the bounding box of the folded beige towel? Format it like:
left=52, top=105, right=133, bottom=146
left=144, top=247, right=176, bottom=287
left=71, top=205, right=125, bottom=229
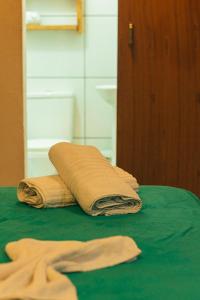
left=17, top=175, right=75, bottom=208
left=0, top=236, right=141, bottom=300
left=49, top=142, right=142, bottom=216
left=17, top=167, right=139, bottom=208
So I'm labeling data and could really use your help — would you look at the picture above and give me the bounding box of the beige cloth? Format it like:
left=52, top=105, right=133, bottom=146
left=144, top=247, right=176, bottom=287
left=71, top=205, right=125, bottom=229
left=49, top=142, right=142, bottom=216
left=17, top=167, right=139, bottom=208
left=0, top=236, right=141, bottom=300
left=17, top=175, right=75, bottom=208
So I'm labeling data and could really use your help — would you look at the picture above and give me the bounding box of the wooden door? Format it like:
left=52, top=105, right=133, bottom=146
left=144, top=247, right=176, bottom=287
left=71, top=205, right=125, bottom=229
left=0, top=1, right=24, bottom=185
left=117, top=0, right=200, bottom=195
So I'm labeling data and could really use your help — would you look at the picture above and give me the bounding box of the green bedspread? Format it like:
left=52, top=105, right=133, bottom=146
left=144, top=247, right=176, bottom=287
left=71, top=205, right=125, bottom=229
left=0, top=186, right=200, bottom=300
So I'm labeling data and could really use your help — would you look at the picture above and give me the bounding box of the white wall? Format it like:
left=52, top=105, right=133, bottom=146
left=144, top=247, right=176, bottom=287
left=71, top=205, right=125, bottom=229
left=26, top=0, right=118, bottom=155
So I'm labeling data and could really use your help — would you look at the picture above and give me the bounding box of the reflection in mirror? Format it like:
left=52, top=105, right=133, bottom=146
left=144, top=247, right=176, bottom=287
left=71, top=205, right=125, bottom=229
left=25, top=0, right=118, bottom=177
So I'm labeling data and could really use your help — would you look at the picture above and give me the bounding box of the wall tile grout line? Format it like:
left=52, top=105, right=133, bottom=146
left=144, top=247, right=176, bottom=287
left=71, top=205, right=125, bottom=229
left=73, top=137, right=112, bottom=139
left=84, top=14, right=117, bottom=17
left=27, top=76, right=117, bottom=79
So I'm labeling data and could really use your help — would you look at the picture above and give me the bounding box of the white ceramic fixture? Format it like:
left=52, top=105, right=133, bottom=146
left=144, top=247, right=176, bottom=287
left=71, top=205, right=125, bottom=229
left=96, top=84, right=117, bottom=106
left=27, top=91, right=74, bottom=177
left=96, top=85, right=117, bottom=165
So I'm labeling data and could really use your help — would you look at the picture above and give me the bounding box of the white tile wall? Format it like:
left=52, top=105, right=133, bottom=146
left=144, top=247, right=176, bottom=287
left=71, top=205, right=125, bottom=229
left=85, top=0, right=118, bottom=16
left=26, top=31, right=84, bottom=77
left=26, top=0, right=118, bottom=161
left=26, top=0, right=75, bottom=14
left=85, top=138, right=111, bottom=148
left=85, top=17, right=118, bottom=77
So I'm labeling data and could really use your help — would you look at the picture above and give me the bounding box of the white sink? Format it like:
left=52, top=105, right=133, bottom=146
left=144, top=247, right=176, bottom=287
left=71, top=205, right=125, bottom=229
left=96, top=84, right=117, bottom=165
left=96, top=84, right=117, bottom=106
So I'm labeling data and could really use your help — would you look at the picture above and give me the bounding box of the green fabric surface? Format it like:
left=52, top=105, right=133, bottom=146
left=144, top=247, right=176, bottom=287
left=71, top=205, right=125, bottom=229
left=0, top=185, right=200, bottom=300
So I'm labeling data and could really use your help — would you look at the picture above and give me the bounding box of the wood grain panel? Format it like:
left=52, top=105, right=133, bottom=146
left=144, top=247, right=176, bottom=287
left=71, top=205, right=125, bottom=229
left=117, top=0, right=200, bottom=195
left=0, top=1, right=24, bottom=185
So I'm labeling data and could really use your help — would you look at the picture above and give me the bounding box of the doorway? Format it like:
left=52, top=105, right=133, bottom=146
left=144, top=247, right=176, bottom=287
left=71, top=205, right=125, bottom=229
left=24, top=0, right=118, bottom=177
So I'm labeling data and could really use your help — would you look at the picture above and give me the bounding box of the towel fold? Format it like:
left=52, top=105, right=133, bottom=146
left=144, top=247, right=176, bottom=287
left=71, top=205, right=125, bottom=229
left=0, top=236, right=141, bottom=300
left=49, top=142, right=142, bottom=216
left=17, top=166, right=139, bottom=208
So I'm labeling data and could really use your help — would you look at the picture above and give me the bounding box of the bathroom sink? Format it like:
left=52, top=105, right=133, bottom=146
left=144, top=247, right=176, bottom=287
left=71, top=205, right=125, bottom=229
left=96, top=85, right=117, bottom=106
left=96, top=84, right=117, bottom=165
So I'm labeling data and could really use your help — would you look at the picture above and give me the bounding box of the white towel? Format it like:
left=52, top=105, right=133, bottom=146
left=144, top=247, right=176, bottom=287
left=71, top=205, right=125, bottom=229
left=26, top=11, right=41, bottom=24
left=0, top=236, right=141, bottom=300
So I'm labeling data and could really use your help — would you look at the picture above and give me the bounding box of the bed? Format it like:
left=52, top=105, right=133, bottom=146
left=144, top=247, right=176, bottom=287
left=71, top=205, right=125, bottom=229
left=0, top=185, right=200, bottom=300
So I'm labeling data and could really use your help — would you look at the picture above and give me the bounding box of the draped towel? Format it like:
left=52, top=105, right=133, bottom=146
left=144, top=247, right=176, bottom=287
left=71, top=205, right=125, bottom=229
left=0, top=236, right=141, bottom=300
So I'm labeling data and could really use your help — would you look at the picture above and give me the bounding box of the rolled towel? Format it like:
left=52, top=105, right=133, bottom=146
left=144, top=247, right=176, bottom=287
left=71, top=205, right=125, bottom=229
left=26, top=11, right=41, bottom=25
left=17, top=175, right=74, bottom=208
left=0, top=236, right=141, bottom=300
left=17, top=167, right=139, bottom=208
left=49, top=142, right=142, bottom=216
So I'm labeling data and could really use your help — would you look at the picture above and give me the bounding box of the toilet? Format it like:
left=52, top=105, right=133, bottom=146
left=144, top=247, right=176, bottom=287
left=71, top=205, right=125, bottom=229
left=27, top=91, right=74, bottom=177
